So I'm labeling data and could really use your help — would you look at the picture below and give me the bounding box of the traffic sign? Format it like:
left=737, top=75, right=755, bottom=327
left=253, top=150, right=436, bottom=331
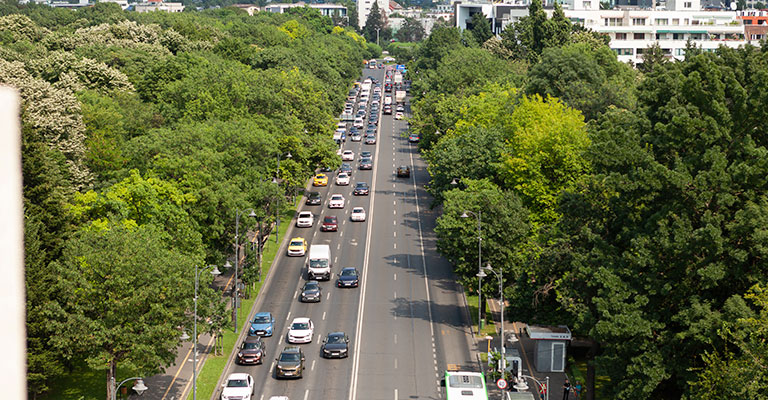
left=496, top=378, right=508, bottom=390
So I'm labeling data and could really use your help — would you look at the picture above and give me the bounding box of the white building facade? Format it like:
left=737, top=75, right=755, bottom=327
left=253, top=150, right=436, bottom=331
left=455, top=0, right=747, bottom=64
left=358, top=0, right=390, bottom=28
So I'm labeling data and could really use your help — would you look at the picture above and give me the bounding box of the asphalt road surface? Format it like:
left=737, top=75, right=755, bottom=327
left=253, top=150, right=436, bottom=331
left=220, top=66, right=476, bottom=400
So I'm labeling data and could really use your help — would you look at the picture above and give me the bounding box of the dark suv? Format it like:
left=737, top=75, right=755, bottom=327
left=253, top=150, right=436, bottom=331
left=354, top=182, right=370, bottom=196
left=275, top=346, right=305, bottom=379
left=236, top=336, right=265, bottom=365
left=305, top=191, right=321, bottom=205
left=397, top=165, right=410, bottom=178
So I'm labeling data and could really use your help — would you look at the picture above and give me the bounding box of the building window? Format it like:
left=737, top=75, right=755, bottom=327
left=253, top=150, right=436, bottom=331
left=634, top=32, right=645, bottom=40
left=583, top=1, right=591, bottom=7
left=673, top=33, right=684, bottom=40
left=655, top=18, right=668, bottom=25
left=604, top=17, right=623, bottom=26
left=615, top=32, right=627, bottom=40
left=632, top=18, right=646, bottom=25
left=676, top=48, right=686, bottom=56
left=672, top=18, right=679, bottom=25
left=636, top=48, right=645, bottom=55
left=613, top=48, right=633, bottom=55
left=684, top=1, right=692, bottom=7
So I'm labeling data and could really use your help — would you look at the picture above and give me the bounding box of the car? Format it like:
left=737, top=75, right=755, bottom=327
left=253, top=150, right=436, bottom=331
left=287, top=317, right=314, bottom=344
left=221, top=373, right=254, bottom=400
left=408, top=133, right=420, bottom=143
left=350, top=132, right=362, bottom=142
left=287, top=237, right=307, bottom=256
left=365, top=135, right=377, bottom=145
left=321, top=216, right=338, bottom=232
left=339, top=163, right=353, bottom=175
left=354, top=182, right=370, bottom=196
left=275, top=346, right=305, bottom=379
left=396, top=105, right=405, bottom=112
left=300, top=281, right=322, bottom=303
left=395, top=112, right=404, bottom=120
left=360, top=151, right=372, bottom=158
left=335, top=172, right=350, bottom=186
left=249, top=312, right=275, bottom=336
left=329, top=194, right=346, bottom=209
left=397, top=165, right=411, bottom=178
left=342, top=150, right=354, bottom=161
left=296, top=211, right=314, bottom=228
left=321, top=332, right=350, bottom=359
left=237, top=336, right=266, bottom=365
left=350, top=207, right=366, bottom=222
left=383, top=106, right=392, bottom=115
left=305, top=191, right=321, bottom=205
left=318, top=166, right=333, bottom=173
left=313, top=174, right=328, bottom=186
left=359, top=157, right=372, bottom=170
left=337, top=267, right=360, bottom=287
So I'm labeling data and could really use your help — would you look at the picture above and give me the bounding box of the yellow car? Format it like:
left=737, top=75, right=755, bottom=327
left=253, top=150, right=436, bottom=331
left=287, top=237, right=307, bottom=256
left=313, top=174, right=328, bottom=186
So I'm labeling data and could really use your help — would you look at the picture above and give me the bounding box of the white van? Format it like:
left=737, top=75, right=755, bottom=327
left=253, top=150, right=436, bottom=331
left=307, top=244, right=331, bottom=280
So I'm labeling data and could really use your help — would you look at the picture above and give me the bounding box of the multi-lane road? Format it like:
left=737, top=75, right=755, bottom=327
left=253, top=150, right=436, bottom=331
left=220, top=66, right=476, bottom=400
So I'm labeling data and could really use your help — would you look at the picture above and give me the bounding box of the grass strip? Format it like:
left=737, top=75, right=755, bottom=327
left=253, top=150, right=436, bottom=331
left=190, top=209, right=292, bottom=400
left=466, top=294, right=498, bottom=337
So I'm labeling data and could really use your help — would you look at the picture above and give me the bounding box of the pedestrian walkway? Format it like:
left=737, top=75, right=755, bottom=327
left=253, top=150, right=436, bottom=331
left=483, top=299, right=579, bottom=400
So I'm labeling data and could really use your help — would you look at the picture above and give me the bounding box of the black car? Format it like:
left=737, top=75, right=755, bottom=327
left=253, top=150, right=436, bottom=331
left=300, top=281, right=322, bottom=302
left=354, top=182, right=370, bottom=196
left=397, top=165, right=410, bottom=178
left=321, top=215, right=338, bottom=231
left=359, top=157, right=373, bottom=170
left=360, top=151, right=372, bottom=158
left=337, top=267, right=360, bottom=288
left=408, top=133, right=420, bottom=143
left=339, top=163, right=353, bottom=175
left=275, top=346, right=305, bottom=379
left=305, top=191, right=322, bottom=205
left=237, top=336, right=266, bottom=365
left=318, top=166, right=333, bottom=173
left=321, top=332, right=350, bottom=359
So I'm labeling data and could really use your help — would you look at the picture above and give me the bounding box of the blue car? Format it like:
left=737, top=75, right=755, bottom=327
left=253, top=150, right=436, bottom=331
left=249, top=312, right=275, bottom=337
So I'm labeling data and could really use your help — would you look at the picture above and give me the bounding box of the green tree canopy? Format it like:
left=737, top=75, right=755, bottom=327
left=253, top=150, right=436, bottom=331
left=469, top=12, right=492, bottom=45
left=395, top=17, right=425, bottom=43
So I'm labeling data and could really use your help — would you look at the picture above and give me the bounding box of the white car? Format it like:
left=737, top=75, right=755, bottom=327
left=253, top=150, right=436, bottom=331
left=396, top=105, right=405, bottom=112
left=336, top=173, right=350, bottom=186
left=221, top=373, right=253, bottom=400
left=329, top=194, right=345, bottom=209
left=342, top=150, right=354, bottom=161
left=351, top=207, right=366, bottom=222
left=395, top=112, right=404, bottom=120
left=296, top=211, right=314, bottom=227
left=287, top=317, right=314, bottom=344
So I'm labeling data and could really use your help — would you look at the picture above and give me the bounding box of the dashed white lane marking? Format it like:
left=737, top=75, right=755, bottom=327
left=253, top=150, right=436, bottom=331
left=394, top=389, right=398, bottom=400
left=322, top=312, right=326, bottom=320
left=393, top=231, right=396, bottom=238
left=394, top=291, right=397, bottom=298
left=304, top=389, right=309, bottom=400
left=326, top=292, right=331, bottom=300
left=260, top=395, right=264, bottom=400
left=311, top=360, right=316, bottom=371
left=394, top=243, right=397, bottom=249
left=286, top=311, right=291, bottom=321
left=340, top=231, right=344, bottom=237
left=278, top=336, right=283, bottom=345
left=394, top=334, right=397, bottom=344
left=394, top=358, right=398, bottom=369
left=269, top=361, right=275, bottom=374
left=394, top=273, right=397, bottom=280
left=393, top=200, right=396, bottom=205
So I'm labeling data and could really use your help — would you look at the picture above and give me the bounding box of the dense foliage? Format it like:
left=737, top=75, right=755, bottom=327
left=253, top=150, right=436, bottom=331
left=408, top=6, right=768, bottom=400
left=0, top=3, right=368, bottom=397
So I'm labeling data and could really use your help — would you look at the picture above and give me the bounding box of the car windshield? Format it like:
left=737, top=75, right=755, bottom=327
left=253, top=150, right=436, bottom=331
left=292, top=322, right=309, bottom=330
left=279, top=353, right=301, bottom=362
left=227, top=379, right=248, bottom=388
left=290, top=240, right=303, bottom=246
left=243, top=341, right=261, bottom=350
left=327, top=335, right=346, bottom=344
left=332, top=195, right=343, bottom=200
left=310, top=259, right=328, bottom=268
left=309, top=193, right=320, bottom=198
left=341, top=269, right=357, bottom=276
left=353, top=209, right=363, bottom=214
left=356, top=183, right=367, bottom=188
left=447, top=375, right=484, bottom=389
left=253, top=315, right=270, bottom=323
left=324, top=217, right=336, bottom=223
left=304, top=282, right=319, bottom=289
left=299, top=212, right=311, bottom=218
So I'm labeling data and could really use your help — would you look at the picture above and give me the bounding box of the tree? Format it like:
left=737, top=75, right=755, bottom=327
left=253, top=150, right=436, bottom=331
left=469, top=12, right=492, bottom=45
left=362, top=1, right=384, bottom=44
left=46, top=223, right=207, bottom=400
left=395, top=17, right=425, bottom=42
left=413, top=25, right=462, bottom=71
left=526, top=42, right=637, bottom=121
left=638, top=42, right=666, bottom=73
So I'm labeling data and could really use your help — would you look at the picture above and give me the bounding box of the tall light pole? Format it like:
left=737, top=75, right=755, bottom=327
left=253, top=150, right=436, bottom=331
left=478, top=264, right=504, bottom=378
left=190, top=264, right=222, bottom=400
left=110, top=376, right=148, bottom=400
left=376, top=27, right=381, bottom=46
left=461, top=209, right=483, bottom=334
left=274, top=152, right=291, bottom=244
left=231, top=209, right=256, bottom=333
left=514, top=374, right=550, bottom=400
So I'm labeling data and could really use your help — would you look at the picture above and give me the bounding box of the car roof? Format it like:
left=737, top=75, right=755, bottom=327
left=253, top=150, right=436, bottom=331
left=299, top=211, right=312, bottom=216
left=356, top=182, right=368, bottom=186
left=244, top=336, right=262, bottom=343
left=331, top=194, right=344, bottom=198
left=282, top=346, right=302, bottom=354
left=352, top=207, right=364, bottom=211
left=328, top=331, right=346, bottom=337
left=290, top=237, right=304, bottom=241
left=255, top=311, right=271, bottom=318
left=341, top=267, right=357, bottom=272
left=227, top=372, right=251, bottom=380
left=324, top=215, right=337, bottom=220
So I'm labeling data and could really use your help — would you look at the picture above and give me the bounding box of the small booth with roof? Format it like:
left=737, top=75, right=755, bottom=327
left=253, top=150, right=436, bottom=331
left=526, top=325, right=572, bottom=373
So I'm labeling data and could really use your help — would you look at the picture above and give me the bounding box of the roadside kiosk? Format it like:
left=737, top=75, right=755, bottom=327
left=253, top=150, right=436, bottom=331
left=526, top=325, right=572, bottom=373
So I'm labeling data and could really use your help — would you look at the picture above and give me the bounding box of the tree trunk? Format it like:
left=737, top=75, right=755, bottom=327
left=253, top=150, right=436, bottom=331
left=585, top=340, right=599, bottom=400
left=106, top=359, right=116, bottom=400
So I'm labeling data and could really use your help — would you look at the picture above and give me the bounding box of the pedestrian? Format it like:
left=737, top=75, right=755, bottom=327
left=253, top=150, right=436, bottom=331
left=562, top=378, right=571, bottom=400
left=573, top=381, right=583, bottom=399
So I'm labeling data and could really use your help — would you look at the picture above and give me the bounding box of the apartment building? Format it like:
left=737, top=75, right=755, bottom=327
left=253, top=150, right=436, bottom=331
left=263, top=2, right=347, bottom=18
left=455, top=0, right=747, bottom=63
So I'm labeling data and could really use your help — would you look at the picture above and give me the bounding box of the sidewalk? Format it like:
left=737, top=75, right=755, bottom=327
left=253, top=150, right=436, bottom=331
left=484, top=299, right=575, bottom=400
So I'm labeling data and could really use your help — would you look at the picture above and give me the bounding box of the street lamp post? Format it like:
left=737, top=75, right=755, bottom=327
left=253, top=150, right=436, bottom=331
left=513, top=374, right=550, bottom=400
left=274, top=152, right=292, bottom=244
left=478, top=264, right=504, bottom=378
left=232, top=209, right=256, bottom=333
left=110, top=376, right=148, bottom=400
left=376, top=27, right=380, bottom=46
left=461, top=209, right=483, bottom=334
left=191, top=264, right=222, bottom=400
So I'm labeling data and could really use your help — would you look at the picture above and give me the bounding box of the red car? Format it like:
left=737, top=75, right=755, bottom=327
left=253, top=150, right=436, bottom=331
left=321, top=216, right=338, bottom=232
